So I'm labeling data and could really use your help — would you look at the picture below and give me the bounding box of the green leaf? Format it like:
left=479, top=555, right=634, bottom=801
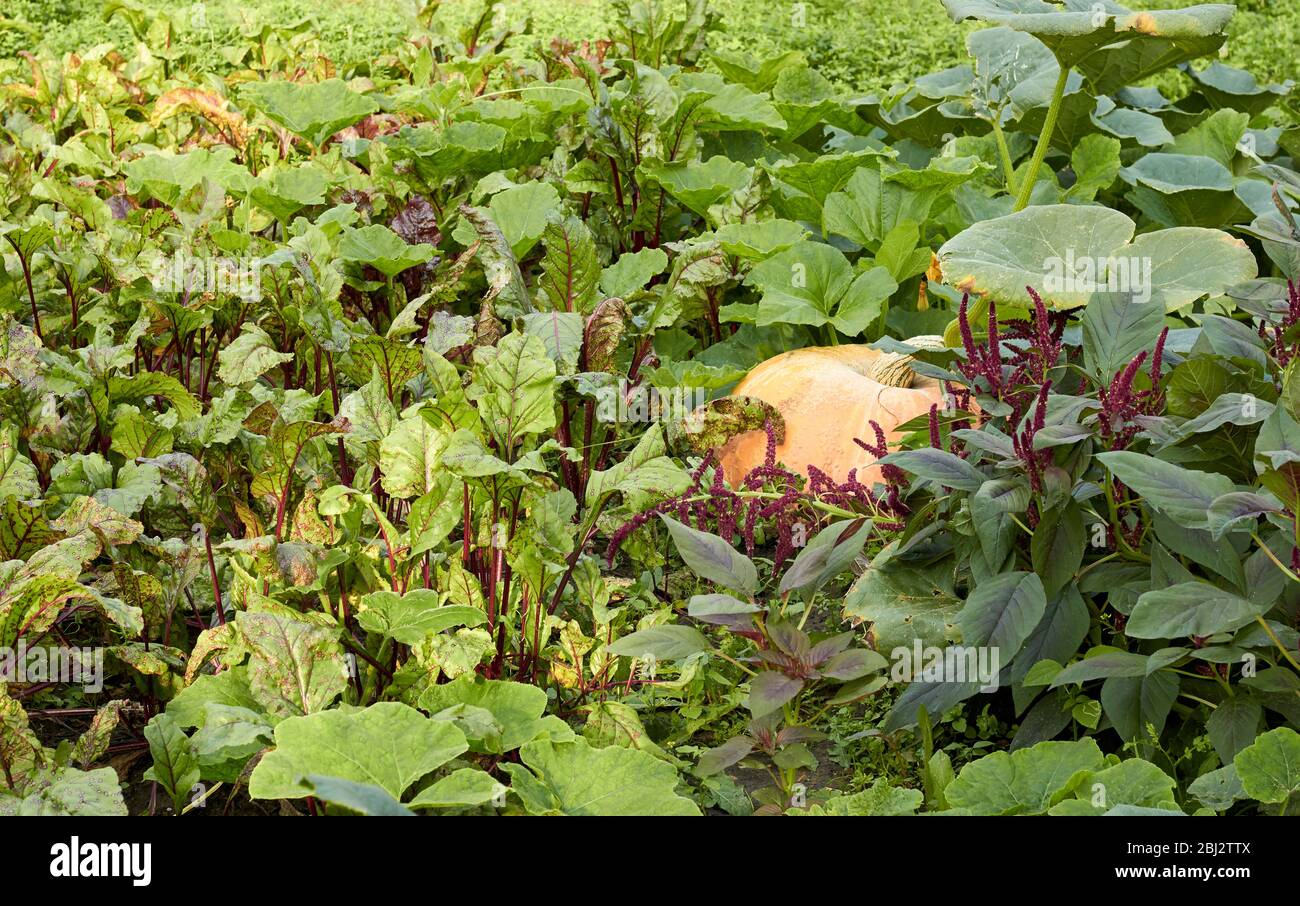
left=645, top=242, right=729, bottom=331
left=458, top=203, right=532, bottom=314
left=881, top=448, right=985, bottom=491
left=166, top=666, right=260, bottom=729
left=419, top=674, right=574, bottom=754
left=241, top=78, right=378, bottom=147
left=942, top=0, right=1233, bottom=92
left=1096, top=451, right=1233, bottom=530
left=1207, top=696, right=1263, bottom=764
left=1011, top=586, right=1090, bottom=685
left=1120, top=153, right=1249, bottom=228
left=142, top=712, right=200, bottom=813
left=1050, top=650, right=1150, bottom=686
left=1187, top=764, right=1246, bottom=811
left=1047, top=758, right=1177, bottom=815
left=340, top=225, right=435, bottom=278
left=845, top=547, right=962, bottom=652
left=1029, top=503, right=1084, bottom=598
left=709, top=48, right=806, bottom=92
left=537, top=217, right=600, bottom=314
left=1081, top=292, right=1166, bottom=380
left=408, top=768, right=504, bottom=809
left=7, top=766, right=128, bottom=816
left=747, top=241, right=896, bottom=335
left=1067, top=134, right=1122, bottom=202
left=943, top=738, right=1105, bottom=815
left=468, top=332, right=558, bottom=449
left=937, top=205, right=1254, bottom=310
left=1133, top=229, right=1258, bottom=311
left=1233, top=727, right=1300, bottom=805
left=1128, top=581, right=1270, bottom=639
left=237, top=612, right=349, bottom=720
left=957, top=571, right=1046, bottom=661
left=789, top=779, right=924, bottom=816
left=712, top=219, right=809, bottom=260
left=660, top=515, right=758, bottom=594
left=522, top=311, right=584, bottom=372
left=1207, top=492, right=1283, bottom=539
left=217, top=323, right=294, bottom=387
left=695, top=735, right=755, bottom=776
left=249, top=702, right=468, bottom=801
left=356, top=590, right=487, bottom=645
left=581, top=701, right=676, bottom=762
left=454, top=182, right=561, bottom=260
left=600, top=247, right=668, bottom=298
left=299, top=775, right=415, bottom=816
left=585, top=424, right=690, bottom=509
left=1188, top=61, right=1292, bottom=116
left=1101, top=671, right=1180, bottom=742
left=778, top=519, right=872, bottom=596
left=506, top=738, right=701, bottom=816
left=378, top=414, right=451, bottom=500
left=607, top=624, right=713, bottom=661
left=824, top=157, right=984, bottom=248
left=407, top=476, right=465, bottom=558
left=640, top=155, right=751, bottom=218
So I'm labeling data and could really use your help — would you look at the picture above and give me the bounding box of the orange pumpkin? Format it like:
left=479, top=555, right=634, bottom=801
left=716, top=337, right=951, bottom=486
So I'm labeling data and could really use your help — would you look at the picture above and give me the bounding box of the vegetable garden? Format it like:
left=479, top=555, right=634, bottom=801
left=1, top=0, right=1299, bottom=818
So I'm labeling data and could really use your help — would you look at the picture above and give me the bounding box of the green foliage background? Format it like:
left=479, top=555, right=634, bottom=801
left=4, top=0, right=1296, bottom=90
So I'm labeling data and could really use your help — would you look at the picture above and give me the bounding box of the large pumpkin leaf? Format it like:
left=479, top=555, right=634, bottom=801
left=942, top=0, right=1233, bottom=93
left=1047, top=758, right=1177, bottom=815
left=241, top=78, right=378, bottom=147
left=503, top=738, right=701, bottom=816
left=936, top=204, right=1255, bottom=310
left=419, top=675, right=574, bottom=754
left=943, top=737, right=1105, bottom=815
left=1120, top=153, right=1250, bottom=228
left=248, top=702, right=468, bottom=801
left=339, top=225, right=436, bottom=278
left=937, top=204, right=1133, bottom=307
left=845, top=547, right=962, bottom=652
left=1233, top=727, right=1300, bottom=806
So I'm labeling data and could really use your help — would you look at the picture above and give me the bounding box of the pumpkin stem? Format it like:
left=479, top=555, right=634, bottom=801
left=865, top=335, right=946, bottom=388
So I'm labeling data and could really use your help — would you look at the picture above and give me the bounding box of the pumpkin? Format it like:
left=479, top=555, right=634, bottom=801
left=715, top=336, right=951, bottom=485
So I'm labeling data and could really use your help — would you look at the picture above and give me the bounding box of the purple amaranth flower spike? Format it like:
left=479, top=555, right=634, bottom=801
left=1099, top=350, right=1149, bottom=450
left=1260, top=281, right=1300, bottom=368
left=1011, top=380, right=1052, bottom=495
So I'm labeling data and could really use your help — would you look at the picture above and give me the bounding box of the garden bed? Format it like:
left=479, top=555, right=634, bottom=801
left=0, top=0, right=1298, bottom=818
